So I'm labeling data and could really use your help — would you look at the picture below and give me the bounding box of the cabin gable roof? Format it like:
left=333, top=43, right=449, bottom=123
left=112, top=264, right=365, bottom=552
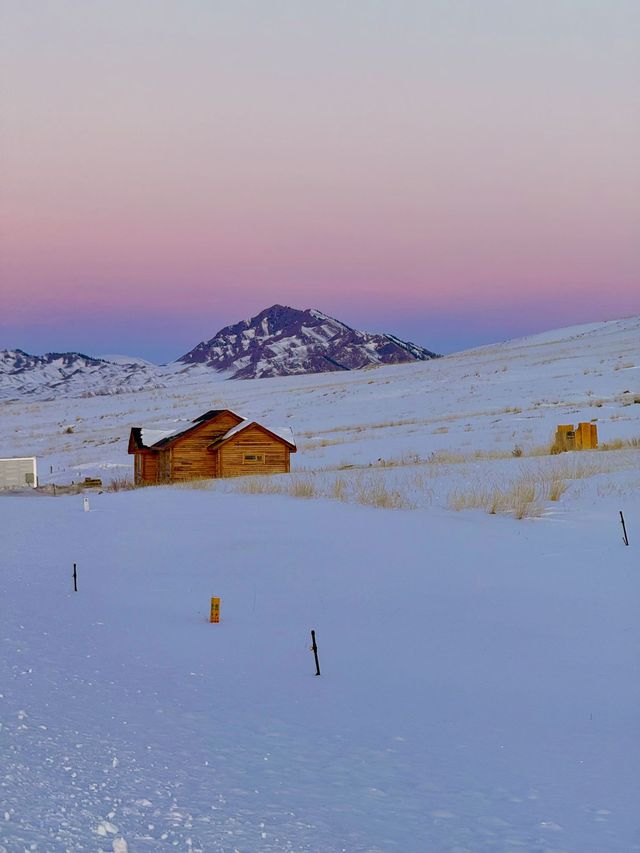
left=128, top=427, right=144, bottom=454
left=128, top=409, right=243, bottom=453
left=208, top=420, right=297, bottom=452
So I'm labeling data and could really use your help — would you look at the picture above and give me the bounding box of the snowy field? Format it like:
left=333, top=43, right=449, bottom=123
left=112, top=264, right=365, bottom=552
left=1, top=316, right=639, bottom=851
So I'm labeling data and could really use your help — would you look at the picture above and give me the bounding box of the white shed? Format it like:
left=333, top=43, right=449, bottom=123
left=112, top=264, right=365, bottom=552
left=0, top=457, right=38, bottom=489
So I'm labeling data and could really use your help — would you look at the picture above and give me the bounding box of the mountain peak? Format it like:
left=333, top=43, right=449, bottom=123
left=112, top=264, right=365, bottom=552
left=176, top=305, right=438, bottom=379
left=0, top=307, right=439, bottom=400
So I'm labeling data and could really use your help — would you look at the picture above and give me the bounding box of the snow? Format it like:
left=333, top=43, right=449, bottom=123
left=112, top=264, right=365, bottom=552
left=99, top=354, right=157, bottom=368
left=269, top=425, right=295, bottom=445
left=217, top=418, right=253, bottom=441
left=2, top=486, right=639, bottom=850
left=139, top=427, right=180, bottom=448
left=219, top=420, right=296, bottom=447
left=0, top=315, right=639, bottom=850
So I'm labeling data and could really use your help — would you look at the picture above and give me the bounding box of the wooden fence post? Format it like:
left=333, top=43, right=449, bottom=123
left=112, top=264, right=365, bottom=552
left=310, top=629, right=321, bottom=676
left=620, top=511, right=629, bottom=546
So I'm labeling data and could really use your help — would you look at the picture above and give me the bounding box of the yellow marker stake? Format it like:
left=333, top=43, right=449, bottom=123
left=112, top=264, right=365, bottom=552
left=210, top=597, right=220, bottom=623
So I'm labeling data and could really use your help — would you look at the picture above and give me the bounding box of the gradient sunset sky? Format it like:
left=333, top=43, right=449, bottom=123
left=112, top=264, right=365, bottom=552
left=2, top=1, right=639, bottom=362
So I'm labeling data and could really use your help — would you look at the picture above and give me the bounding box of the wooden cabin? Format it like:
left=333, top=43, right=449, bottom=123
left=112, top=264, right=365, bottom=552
left=128, top=409, right=296, bottom=485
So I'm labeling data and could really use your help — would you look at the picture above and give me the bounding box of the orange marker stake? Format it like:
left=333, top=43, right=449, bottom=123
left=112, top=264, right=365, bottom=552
left=210, top=597, right=220, bottom=623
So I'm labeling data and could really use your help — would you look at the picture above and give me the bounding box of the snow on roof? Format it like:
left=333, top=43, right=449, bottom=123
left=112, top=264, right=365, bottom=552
left=136, top=412, right=296, bottom=450
left=269, top=425, right=295, bottom=445
left=140, top=427, right=181, bottom=448
left=220, top=419, right=253, bottom=441
left=218, top=420, right=296, bottom=448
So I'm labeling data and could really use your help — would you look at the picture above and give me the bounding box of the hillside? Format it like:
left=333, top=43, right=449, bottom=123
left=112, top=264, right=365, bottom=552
left=0, top=349, right=167, bottom=401
left=1, top=315, right=639, bottom=851
left=2, top=315, right=637, bottom=481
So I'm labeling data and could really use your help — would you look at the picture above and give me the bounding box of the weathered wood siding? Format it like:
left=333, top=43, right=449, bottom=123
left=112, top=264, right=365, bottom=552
left=144, top=453, right=159, bottom=484
left=218, top=425, right=290, bottom=477
left=169, top=412, right=242, bottom=480
left=157, top=449, right=172, bottom=482
left=134, top=452, right=159, bottom=485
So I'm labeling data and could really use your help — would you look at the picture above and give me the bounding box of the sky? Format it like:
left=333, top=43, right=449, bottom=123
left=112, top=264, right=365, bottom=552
left=1, top=0, right=639, bottom=362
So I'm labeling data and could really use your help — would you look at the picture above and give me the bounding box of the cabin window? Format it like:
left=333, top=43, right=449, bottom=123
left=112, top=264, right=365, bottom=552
left=243, top=453, right=265, bottom=463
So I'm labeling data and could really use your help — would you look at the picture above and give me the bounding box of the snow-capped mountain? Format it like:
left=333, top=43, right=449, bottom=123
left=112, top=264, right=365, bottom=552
left=0, top=306, right=438, bottom=400
left=0, top=349, right=166, bottom=401
left=176, top=304, right=439, bottom=378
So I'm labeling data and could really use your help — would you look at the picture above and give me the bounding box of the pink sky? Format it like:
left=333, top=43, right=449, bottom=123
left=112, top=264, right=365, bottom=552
left=1, top=1, right=639, bottom=361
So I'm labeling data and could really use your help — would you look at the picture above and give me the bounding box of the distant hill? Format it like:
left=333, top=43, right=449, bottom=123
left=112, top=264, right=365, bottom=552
left=0, top=349, right=165, bottom=401
left=99, top=354, right=157, bottom=368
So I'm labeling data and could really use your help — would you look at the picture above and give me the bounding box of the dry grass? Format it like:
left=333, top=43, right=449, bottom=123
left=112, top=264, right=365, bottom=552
left=173, top=477, right=215, bottom=491
left=448, top=475, right=546, bottom=519
left=511, top=481, right=540, bottom=519
left=306, top=443, right=559, bottom=476
left=331, top=477, right=348, bottom=501
left=234, top=475, right=285, bottom=495
left=301, top=437, right=348, bottom=450
left=599, top=436, right=640, bottom=451
left=234, top=473, right=320, bottom=499
left=446, top=450, right=638, bottom=519
left=229, top=470, right=414, bottom=510
left=545, top=454, right=633, bottom=480
left=298, top=417, right=421, bottom=438
left=106, top=476, right=138, bottom=492
left=289, top=475, right=318, bottom=498
left=546, top=473, right=570, bottom=501
left=353, top=475, right=415, bottom=509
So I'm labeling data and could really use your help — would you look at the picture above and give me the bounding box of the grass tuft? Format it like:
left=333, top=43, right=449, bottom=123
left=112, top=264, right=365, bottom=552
left=106, top=476, right=138, bottom=492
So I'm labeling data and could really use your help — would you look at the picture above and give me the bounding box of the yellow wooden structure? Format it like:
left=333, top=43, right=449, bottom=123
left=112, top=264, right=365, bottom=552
left=553, top=422, right=598, bottom=452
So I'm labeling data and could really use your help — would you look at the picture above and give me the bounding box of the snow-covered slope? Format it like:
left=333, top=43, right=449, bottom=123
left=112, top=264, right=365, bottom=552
left=176, top=303, right=439, bottom=378
left=0, top=349, right=166, bottom=401
left=1, top=315, right=639, bottom=851
left=99, top=354, right=158, bottom=368
left=3, top=314, right=636, bottom=483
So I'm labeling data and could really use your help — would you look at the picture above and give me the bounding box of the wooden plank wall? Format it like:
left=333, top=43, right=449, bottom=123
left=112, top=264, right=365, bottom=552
left=575, top=421, right=598, bottom=450
left=141, top=453, right=159, bottom=484
left=219, top=426, right=290, bottom=477
left=169, top=413, right=242, bottom=480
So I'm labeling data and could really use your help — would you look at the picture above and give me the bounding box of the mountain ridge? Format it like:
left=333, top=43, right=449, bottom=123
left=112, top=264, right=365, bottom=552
left=0, top=304, right=439, bottom=401
left=176, top=304, right=439, bottom=379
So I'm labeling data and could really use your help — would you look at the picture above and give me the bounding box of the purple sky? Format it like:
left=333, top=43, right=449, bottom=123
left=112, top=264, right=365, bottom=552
left=1, top=1, right=639, bottom=362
